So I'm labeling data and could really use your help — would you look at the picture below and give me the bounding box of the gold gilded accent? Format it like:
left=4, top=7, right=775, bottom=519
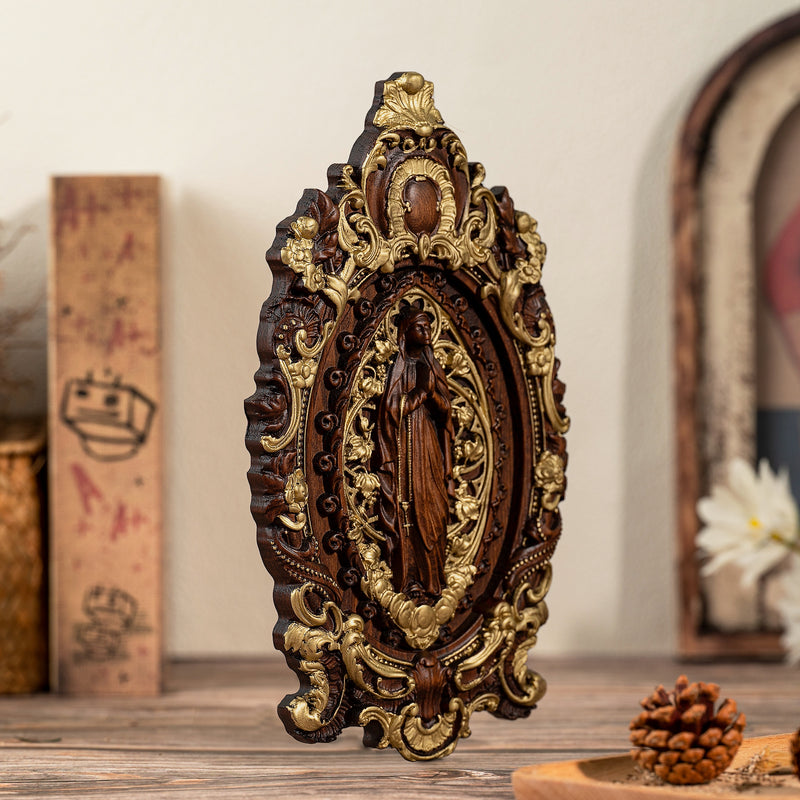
left=340, top=129, right=500, bottom=278
left=455, top=568, right=551, bottom=705
left=337, top=162, right=392, bottom=273
left=515, top=211, right=545, bottom=276
left=355, top=534, right=475, bottom=649
left=278, top=468, right=308, bottom=531
left=285, top=583, right=415, bottom=732
left=373, top=72, right=443, bottom=135
left=535, top=452, right=565, bottom=511
left=359, top=693, right=499, bottom=760
left=280, top=216, right=323, bottom=291
left=386, top=157, right=457, bottom=242
left=482, top=214, right=569, bottom=434
left=342, top=290, right=492, bottom=648
left=301, top=563, right=553, bottom=756
left=262, top=218, right=362, bottom=453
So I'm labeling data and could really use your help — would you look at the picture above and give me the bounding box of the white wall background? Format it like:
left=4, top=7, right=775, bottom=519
left=2, top=0, right=798, bottom=657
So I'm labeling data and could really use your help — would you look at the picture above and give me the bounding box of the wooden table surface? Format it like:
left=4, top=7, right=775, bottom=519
left=0, top=657, right=797, bottom=798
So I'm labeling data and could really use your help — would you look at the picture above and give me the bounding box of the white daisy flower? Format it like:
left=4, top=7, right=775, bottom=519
left=696, top=458, right=799, bottom=586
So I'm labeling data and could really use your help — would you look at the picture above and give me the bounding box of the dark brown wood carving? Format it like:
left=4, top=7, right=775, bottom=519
left=245, top=72, right=568, bottom=760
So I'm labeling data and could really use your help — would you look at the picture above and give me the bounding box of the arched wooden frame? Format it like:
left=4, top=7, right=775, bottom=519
left=675, top=11, right=800, bottom=658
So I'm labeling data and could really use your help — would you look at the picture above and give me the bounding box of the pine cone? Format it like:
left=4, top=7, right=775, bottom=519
left=791, top=726, right=800, bottom=781
left=629, top=675, right=746, bottom=785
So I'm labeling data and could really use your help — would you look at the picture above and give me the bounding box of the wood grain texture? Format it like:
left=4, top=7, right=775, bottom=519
left=48, top=176, right=162, bottom=695
left=0, top=657, right=796, bottom=798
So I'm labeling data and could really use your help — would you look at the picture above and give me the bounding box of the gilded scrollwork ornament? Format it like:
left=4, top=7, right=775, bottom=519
left=245, top=72, right=568, bottom=761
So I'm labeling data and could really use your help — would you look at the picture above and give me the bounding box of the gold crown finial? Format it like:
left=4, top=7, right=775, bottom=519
left=373, top=72, right=443, bottom=136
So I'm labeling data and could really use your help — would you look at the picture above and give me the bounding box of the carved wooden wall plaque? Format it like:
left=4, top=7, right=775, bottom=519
left=245, top=72, right=568, bottom=760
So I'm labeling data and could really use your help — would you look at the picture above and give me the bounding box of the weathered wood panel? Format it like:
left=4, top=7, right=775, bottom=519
left=48, top=176, right=162, bottom=695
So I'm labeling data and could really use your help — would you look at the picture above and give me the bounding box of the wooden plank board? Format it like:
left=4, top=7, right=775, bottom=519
left=48, top=176, right=162, bottom=695
left=512, top=735, right=798, bottom=800
left=0, top=747, right=534, bottom=799
left=0, top=658, right=797, bottom=798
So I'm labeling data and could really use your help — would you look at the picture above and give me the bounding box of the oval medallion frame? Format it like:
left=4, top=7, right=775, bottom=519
left=245, top=72, right=568, bottom=761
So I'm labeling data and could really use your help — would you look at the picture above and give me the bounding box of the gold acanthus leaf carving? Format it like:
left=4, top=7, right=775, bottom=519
left=373, top=72, right=443, bottom=136
left=284, top=583, right=415, bottom=733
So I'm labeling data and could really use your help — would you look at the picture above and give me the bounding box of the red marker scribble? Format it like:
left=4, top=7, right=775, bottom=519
left=83, top=192, right=102, bottom=227
left=115, top=180, right=145, bottom=210
left=115, top=232, right=135, bottom=264
left=64, top=312, right=154, bottom=357
left=110, top=503, right=127, bottom=541
left=109, top=502, right=149, bottom=541
left=55, top=186, right=109, bottom=237
left=71, top=463, right=103, bottom=514
left=55, top=184, right=80, bottom=237
left=106, top=317, right=150, bottom=356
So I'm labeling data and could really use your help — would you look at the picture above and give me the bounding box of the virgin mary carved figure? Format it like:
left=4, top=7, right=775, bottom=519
left=375, top=303, right=455, bottom=596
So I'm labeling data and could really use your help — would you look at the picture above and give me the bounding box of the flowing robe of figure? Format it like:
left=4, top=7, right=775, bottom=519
left=376, top=308, right=454, bottom=596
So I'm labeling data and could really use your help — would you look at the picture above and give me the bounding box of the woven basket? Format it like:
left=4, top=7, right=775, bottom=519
left=0, top=419, right=47, bottom=693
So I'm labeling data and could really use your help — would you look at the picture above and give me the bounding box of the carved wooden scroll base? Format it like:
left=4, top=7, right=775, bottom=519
left=245, top=73, right=568, bottom=760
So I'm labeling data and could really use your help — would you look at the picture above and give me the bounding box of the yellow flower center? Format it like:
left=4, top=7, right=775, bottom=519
left=747, top=517, right=765, bottom=543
